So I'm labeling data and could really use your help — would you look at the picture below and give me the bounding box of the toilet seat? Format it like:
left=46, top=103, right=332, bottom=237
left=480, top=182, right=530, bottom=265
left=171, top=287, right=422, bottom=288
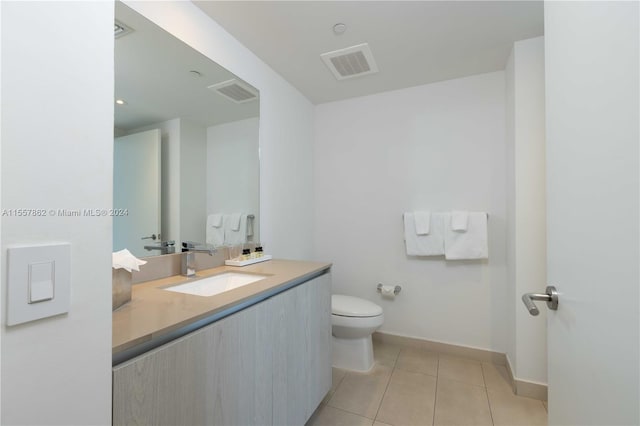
left=332, top=295, right=383, bottom=318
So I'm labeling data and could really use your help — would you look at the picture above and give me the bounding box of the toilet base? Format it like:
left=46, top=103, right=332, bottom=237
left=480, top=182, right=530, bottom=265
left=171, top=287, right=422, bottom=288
left=332, top=335, right=375, bottom=372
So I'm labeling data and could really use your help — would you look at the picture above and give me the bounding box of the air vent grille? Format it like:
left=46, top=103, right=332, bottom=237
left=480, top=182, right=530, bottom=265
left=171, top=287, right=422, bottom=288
left=208, top=79, right=258, bottom=104
left=321, top=43, right=378, bottom=80
left=114, top=20, right=133, bottom=39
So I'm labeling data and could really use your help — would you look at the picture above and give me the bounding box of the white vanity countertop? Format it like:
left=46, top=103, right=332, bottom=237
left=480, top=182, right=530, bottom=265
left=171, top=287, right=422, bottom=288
left=113, top=259, right=331, bottom=355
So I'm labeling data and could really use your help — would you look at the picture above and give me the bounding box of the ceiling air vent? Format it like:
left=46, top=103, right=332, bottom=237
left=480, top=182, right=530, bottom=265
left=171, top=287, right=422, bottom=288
left=114, top=20, right=133, bottom=39
left=320, top=43, right=379, bottom=80
left=208, top=79, right=258, bottom=104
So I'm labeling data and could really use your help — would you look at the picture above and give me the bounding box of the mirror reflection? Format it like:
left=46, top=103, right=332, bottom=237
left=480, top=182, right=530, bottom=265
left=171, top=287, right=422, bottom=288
left=113, top=2, right=260, bottom=258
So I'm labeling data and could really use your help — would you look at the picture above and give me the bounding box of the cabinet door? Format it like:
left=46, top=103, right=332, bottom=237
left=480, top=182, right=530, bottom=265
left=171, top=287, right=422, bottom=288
left=305, top=273, right=332, bottom=412
left=113, top=299, right=273, bottom=426
left=272, top=273, right=332, bottom=424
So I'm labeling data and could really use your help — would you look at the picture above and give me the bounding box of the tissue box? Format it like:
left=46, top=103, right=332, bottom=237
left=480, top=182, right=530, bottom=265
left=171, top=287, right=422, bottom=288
left=112, top=268, right=132, bottom=311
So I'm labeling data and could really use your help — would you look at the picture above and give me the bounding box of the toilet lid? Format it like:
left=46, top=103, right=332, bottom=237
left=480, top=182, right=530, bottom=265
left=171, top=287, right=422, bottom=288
left=332, top=295, right=383, bottom=318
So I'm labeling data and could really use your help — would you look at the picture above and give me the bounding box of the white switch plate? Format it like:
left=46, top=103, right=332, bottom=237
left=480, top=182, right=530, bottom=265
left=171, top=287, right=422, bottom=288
left=7, top=243, right=71, bottom=326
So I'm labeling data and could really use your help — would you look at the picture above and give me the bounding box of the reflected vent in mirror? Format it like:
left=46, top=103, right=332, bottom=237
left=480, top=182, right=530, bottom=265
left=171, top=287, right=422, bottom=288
left=208, top=79, right=258, bottom=104
left=114, top=20, right=133, bottom=39
left=321, top=43, right=379, bottom=80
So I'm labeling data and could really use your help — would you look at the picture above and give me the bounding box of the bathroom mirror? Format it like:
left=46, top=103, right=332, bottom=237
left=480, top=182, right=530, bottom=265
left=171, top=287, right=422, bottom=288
left=113, top=2, right=260, bottom=258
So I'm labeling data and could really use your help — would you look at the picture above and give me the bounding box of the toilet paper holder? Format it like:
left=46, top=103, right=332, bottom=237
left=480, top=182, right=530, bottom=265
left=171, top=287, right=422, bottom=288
left=377, top=283, right=402, bottom=296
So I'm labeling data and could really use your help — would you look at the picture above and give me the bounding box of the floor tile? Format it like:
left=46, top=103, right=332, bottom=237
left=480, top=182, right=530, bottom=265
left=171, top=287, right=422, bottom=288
left=373, top=422, right=393, bottom=426
left=438, top=356, right=485, bottom=387
left=481, top=362, right=513, bottom=393
left=395, top=347, right=439, bottom=376
left=376, top=369, right=437, bottom=426
left=487, top=389, right=547, bottom=426
left=373, top=340, right=402, bottom=367
left=323, top=367, right=347, bottom=404
left=328, top=364, right=393, bottom=419
left=543, top=401, right=548, bottom=412
left=306, top=404, right=374, bottom=426
left=434, top=378, right=493, bottom=426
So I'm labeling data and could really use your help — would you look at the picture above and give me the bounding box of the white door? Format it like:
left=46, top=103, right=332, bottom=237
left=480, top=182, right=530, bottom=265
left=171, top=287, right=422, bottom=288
left=113, top=129, right=161, bottom=257
left=544, top=2, right=638, bottom=425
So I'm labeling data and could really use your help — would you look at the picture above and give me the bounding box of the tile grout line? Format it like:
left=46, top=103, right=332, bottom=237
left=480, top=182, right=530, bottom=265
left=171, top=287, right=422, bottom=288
left=323, top=371, right=343, bottom=407
left=480, top=363, right=496, bottom=426
left=371, top=348, right=400, bottom=423
left=326, top=404, right=376, bottom=423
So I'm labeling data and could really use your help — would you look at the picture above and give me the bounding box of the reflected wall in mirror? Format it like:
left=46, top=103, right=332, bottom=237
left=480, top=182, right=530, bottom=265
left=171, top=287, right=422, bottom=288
left=113, top=2, right=260, bottom=258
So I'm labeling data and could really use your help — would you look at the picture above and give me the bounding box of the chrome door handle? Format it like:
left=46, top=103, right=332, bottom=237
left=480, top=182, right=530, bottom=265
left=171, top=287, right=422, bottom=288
left=141, top=234, right=157, bottom=240
left=522, top=286, right=558, bottom=316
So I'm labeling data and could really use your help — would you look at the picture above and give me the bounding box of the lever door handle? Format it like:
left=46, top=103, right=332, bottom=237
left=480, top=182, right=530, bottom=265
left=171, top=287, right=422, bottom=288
left=141, top=234, right=157, bottom=240
left=522, top=286, right=558, bottom=316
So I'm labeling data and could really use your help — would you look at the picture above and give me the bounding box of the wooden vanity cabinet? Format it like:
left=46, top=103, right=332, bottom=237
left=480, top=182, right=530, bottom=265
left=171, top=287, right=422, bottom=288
left=113, top=272, right=331, bottom=426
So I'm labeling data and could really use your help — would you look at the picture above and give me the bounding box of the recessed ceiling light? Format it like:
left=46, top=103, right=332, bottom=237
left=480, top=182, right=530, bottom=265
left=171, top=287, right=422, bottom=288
left=333, top=23, right=347, bottom=35
left=115, top=99, right=127, bottom=105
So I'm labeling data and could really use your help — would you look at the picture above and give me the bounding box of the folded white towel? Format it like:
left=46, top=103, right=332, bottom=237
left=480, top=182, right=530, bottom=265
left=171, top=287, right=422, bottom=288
left=208, top=213, right=223, bottom=228
left=451, top=210, right=469, bottom=231
left=206, top=214, right=225, bottom=247
left=224, top=213, right=247, bottom=245
left=228, top=213, right=242, bottom=232
left=444, top=212, right=488, bottom=260
left=404, top=212, right=445, bottom=256
left=413, top=211, right=431, bottom=235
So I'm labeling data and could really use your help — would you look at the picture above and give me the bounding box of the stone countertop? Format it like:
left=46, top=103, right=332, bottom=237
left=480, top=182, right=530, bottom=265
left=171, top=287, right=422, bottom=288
left=113, top=259, right=331, bottom=356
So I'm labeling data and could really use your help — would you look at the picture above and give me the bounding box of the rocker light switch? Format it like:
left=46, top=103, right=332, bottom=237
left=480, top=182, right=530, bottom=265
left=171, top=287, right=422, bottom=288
left=7, top=243, right=71, bottom=326
left=28, top=261, right=55, bottom=303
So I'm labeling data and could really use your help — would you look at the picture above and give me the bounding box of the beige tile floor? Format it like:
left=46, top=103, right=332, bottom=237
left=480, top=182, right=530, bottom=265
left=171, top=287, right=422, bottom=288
left=307, top=341, right=547, bottom=426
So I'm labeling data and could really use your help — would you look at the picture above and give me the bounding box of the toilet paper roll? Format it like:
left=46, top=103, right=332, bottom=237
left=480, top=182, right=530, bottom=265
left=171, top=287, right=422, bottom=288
left=381, top=285, right=395, bottom=299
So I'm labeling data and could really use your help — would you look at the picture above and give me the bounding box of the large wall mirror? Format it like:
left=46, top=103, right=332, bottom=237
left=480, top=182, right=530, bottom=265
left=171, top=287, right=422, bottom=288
left=113, top=2, right=260, bottom=258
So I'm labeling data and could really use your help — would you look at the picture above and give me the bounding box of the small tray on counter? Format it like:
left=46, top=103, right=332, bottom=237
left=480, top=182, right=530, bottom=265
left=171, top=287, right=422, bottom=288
left=225, top=255, right=272, bottom=267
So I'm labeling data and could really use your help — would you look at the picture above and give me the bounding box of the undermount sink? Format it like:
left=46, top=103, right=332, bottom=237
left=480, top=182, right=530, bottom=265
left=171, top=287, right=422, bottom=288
left=163, top=272, right=268, bottom=297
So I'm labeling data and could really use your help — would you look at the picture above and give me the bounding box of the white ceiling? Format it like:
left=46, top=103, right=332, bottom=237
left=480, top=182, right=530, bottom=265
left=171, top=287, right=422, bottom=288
left=194, top=1, right=544, bottom=104
left=115, top=2, right=259, bottom=131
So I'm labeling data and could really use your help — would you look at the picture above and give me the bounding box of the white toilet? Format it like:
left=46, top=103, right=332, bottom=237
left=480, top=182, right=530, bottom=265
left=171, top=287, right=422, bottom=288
left=331, top=294, right=384, bottom=372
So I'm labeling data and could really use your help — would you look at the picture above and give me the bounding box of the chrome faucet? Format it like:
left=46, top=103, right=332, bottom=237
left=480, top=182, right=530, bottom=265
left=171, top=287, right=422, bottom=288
left=144, top=240, right=176, bottom=255
left=181, top=242, right=216, bottom=277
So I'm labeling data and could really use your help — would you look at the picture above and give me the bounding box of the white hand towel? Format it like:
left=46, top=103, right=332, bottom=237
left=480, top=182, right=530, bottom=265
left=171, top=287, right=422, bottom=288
left=413, top=211, right=431, bottom=235
left=228, top=213, right=242, bottom=231
left=206, top=214, right=225, bottom=247
left=208, top=213, right=223, bottom=228
left=444, top=212, right=488, bottom=260
left=404, top=212, right=445, bottom=256
left=224, top=213, right=247, bottom=245
left=451, top=210, right=469, bottom=231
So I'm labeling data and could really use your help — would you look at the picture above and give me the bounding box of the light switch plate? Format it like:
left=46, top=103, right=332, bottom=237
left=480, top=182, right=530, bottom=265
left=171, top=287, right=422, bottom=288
left=7, top=243, right=71, bottom=326
left=28, top=261, right=55, bottom=303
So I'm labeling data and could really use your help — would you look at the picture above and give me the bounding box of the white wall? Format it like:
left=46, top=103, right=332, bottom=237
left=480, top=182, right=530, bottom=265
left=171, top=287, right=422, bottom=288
left=207, top=117, right=260, bottom=242
left=1, top=2, right=113, bottom=424
left=506, top=37, right=547, bottom=386
left=314, top=72, right=508, bottom=352
left=505, top=48, right=517, bottom=374
left=180, top=119, right=207, bottom=243
left=125, top=1, right=316, bottom=260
